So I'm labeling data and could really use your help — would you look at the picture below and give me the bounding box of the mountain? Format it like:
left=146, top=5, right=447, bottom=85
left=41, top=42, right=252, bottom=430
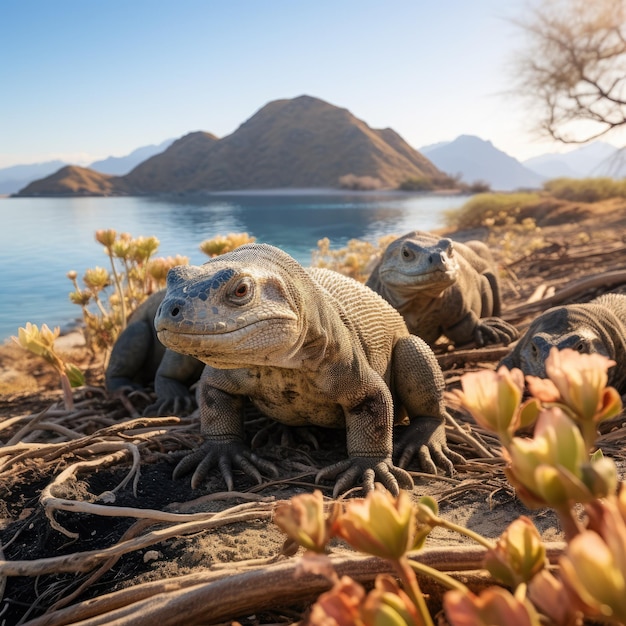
left=17, top=95, right=443, bottom=196
left=17, top=166, right=128, bottom=196
left=0, top=160, right=68, bottom=195
left=88, top=139, right=174, bottom=175
left=523, top=142, right=625, bottom=178
left=419, top=135, right=544, bottom=191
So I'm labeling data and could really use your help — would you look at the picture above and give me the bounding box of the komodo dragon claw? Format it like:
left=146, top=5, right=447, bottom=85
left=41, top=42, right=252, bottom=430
left=475, top=317, right=519, bottom=347
left=315, top=457, right=414, bottom=498
left=144, top=393, right=196, bottom=417
left=395, top=417, right=465, bottom=476
left=173, top=441, right=279, bottom=490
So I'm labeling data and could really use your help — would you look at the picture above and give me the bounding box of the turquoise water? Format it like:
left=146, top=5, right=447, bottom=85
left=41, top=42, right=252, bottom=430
left=0, top=191, right=468, bottom=341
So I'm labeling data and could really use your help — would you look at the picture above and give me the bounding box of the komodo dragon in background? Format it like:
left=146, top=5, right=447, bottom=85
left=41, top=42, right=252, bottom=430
left=105, top=290, right=204, bottom=413
left=499, top=292, right=626, bottom=395
left=366, top=231, right=518, bottom=347
left=154, top=243, right=464, bottom=497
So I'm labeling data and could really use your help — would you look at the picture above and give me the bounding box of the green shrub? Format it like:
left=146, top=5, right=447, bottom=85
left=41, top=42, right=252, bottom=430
left=543, top=177, right=626, bottom=202
left=398, top=176, right=435, bottom=191
left=444, top=192, right=542, bottom=229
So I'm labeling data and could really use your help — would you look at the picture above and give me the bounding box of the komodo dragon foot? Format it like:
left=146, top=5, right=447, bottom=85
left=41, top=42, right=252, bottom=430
left=315, top=457, right=414, bottom=498
left=173, top=441, right=279, bottom=490
left=394, top=417, right=465, bottom=475
left=474, top=317, right=519, bottom=347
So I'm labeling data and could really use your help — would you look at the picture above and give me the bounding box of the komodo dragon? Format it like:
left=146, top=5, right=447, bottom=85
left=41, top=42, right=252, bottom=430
left=499, top=293, right=626, bottom=394
left=366, top=231, right=518, bottom=347
left=105, top=290, right=204, bottom=413
left=154, top=243, right=464, bottom=497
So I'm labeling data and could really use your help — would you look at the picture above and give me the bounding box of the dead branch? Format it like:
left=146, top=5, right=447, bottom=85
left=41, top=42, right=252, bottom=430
left=21, top=544, right=567, bottom=626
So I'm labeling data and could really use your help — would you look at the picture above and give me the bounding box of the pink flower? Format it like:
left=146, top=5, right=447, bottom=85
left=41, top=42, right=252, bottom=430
left=274, top=490, right=337, bottom=553
left=544, top=347, right=621, bottom=423
left=454, top=366, right=524, bottom=438
left=333, top=490, right=422, bottom=560
left=444, top=586, right=540, bottom=626
left=483, top=516, right=546, bottom=587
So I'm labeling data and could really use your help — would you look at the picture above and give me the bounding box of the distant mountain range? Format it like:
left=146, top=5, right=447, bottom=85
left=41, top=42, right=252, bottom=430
left=419, top=135, right=544, bottom=191
left=522, top=142, right=626, bottom=179
left=88, top=139, right=175, bottom=175
left=0, top=139, right=173, bottom=195
left=5, top=95, right=625, bottom=197
left=15, top=96, right=442, bottom=196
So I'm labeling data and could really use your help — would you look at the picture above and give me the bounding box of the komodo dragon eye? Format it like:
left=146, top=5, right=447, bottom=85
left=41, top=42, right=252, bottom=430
left=230, top=278, right=254, bottom=302
left=234, top=283, right=249, bottom=297
left=401, top=246, right=414, bottom=260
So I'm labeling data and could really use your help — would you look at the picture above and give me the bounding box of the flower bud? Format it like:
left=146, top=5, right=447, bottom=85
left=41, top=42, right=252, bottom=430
left=308, top=576, right=365, bottom=625
left=444, top=587, right=541, bottom=626
left=274, top=490, right=336, bottom=553
left=95, top=228, right=116, bottom=247
left=484, top=516, right=546, bottom=587
left=560, top=529, right=626, bottom=622
left=454, top=366, right=524, bottom=438
left=83, top=267, right=110, bottom=291
left=504, top=407, right=615, bottom=509
left=545, top=347, right=621, bottom=423
left=361, top=575, right=421, bottom=626
left=333, top=490, right=420, bottom=560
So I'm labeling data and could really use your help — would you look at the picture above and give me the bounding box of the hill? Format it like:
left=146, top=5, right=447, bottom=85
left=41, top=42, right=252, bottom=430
left=16, top=96, right=443, bottom=196
left=420, top=135, right=544, bottom=191
left=17, top=165, right=128, bottom=196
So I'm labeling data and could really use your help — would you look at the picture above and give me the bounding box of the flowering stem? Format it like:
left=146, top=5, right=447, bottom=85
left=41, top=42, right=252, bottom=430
left=59, top=372, right=74, bottom=411
left=425, top=516, right=495, bottom=550
left=407, top=560, right=470, bottom=593
left=107, top=250, right=127, bottom=330
left=555, top=505, right=584, bottom=541
left=394, top=557, right=434, bottom=626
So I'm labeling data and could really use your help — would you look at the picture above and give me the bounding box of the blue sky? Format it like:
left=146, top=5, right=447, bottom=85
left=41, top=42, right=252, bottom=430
left=0, top=0, right=594, bottom=168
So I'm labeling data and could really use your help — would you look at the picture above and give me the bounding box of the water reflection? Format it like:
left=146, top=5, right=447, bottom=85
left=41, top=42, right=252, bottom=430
left=0, top=192, right=467, bottom=339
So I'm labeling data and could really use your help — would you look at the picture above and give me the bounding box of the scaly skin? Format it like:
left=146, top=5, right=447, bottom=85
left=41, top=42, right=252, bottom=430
left=154, top=243, right=463, bottom=497
left=366, top=231, right=518, bottom=347
left=105, top=290, right=203, bottom=414
left=499, top=293, right=626, bottom=394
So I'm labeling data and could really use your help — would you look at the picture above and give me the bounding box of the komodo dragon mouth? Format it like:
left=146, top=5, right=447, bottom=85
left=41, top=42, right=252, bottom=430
left=156, top=316, right=297, bottom=339
left=379, top=267, right=457, bottom=286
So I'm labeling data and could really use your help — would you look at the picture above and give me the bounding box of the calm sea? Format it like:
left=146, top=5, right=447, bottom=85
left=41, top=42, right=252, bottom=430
left=0, top=191, right=468, bottom=341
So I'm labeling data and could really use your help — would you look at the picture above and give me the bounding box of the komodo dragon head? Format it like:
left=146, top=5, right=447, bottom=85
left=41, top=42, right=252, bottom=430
left=154, top=244, right=317, bottom=369
left=500, top=304, right=612, bottom=378
left=377, top=232, right=460, bottom=297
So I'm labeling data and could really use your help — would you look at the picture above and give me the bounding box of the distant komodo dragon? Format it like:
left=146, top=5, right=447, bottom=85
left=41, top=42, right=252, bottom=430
left=366, top=231, right=518, bottom=347
left=154, top=243, right=464, bottom=497
left=105, top=290, right=204, bottom=414
left=499, top=293, right=626, bottom=395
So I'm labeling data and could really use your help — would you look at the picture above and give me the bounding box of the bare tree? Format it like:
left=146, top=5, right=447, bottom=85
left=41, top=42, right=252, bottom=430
left=513, top=0, right=626, bottom=144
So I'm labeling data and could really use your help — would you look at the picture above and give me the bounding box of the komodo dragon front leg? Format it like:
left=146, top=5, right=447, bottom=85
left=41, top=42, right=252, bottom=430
left=314, top=369, right=414, bottom=497
left=173, top=377, right=278, bottom=490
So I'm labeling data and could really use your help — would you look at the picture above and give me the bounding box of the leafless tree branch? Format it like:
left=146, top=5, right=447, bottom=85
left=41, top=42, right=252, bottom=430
left=511, top=0, right=626, bottom=144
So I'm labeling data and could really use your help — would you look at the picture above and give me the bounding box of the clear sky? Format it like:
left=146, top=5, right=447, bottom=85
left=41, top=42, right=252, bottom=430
left=0, top=0, right=598, bottom=169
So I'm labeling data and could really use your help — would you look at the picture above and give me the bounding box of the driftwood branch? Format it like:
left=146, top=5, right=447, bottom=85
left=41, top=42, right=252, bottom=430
left=22, top=544, right=567, bottom=626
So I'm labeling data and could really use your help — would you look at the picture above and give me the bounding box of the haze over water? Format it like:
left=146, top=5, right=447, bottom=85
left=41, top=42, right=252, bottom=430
left=0, top=191, right=468, bottom=341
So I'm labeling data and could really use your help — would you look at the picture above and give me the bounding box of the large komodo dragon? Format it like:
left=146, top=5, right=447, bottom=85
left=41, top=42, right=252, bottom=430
left=105, top=290, right=204, bottom=414
left=499, top=293, right=626, bottom=395
left=154, top=243, right=464, bottom=497
left=366, top=231, right=518, bottom=347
